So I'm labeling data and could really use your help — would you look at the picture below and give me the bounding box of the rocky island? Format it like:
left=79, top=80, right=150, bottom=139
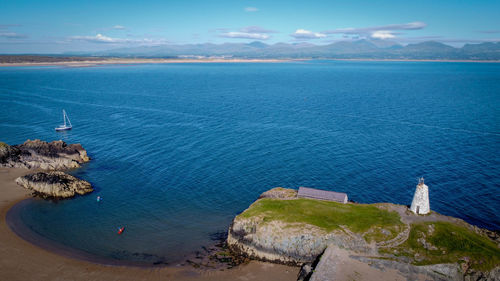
left=15, top=171, right=92, bottom=198
left=227, top=187, right=500, bottom=281
left=0, top=140, right=92, bottom=198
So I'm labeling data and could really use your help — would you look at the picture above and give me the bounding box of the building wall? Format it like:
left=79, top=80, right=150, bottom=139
left=410, top=184, right=430, bottom=215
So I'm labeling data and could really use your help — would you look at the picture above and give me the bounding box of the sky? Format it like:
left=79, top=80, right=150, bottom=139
left=1, top=0, right=500, bottom=54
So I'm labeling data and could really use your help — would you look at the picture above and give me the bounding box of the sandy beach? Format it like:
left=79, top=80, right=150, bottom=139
left=0, top=58, right=498, bottom=68
left=0, top=167, right=299, bottom=281
left=0, top=58, right=288, bottom=68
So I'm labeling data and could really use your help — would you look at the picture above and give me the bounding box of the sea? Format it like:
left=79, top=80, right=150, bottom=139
left=0, top=60, right=499, bottom=264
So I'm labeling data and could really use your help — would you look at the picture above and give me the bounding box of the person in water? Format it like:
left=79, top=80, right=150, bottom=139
left=97, top=196, right=102, bottom=202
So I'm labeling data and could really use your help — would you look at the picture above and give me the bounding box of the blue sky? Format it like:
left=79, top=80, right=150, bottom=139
left=1, top=0, right=499, bottom=53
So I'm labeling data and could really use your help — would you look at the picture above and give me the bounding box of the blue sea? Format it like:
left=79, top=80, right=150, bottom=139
left=0, top=61, right=499, bottom=264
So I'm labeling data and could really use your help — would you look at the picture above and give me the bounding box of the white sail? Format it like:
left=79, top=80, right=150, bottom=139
left=64, top=110, right=72, bottom=127
left=55, top=109, right=72, bottom=131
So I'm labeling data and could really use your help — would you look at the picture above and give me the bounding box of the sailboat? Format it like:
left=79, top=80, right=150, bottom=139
left=55, top=109, right=72, bottom=131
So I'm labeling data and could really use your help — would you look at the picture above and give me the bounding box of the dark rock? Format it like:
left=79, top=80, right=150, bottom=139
left=297, top=263, right=313, bottom=281
left=0, top=139, right=90, bottom=170
left=15, top=171, right=93, bottom=198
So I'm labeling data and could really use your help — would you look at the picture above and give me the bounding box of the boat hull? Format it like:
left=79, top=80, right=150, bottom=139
left=55, top=127, right=72, bottom=131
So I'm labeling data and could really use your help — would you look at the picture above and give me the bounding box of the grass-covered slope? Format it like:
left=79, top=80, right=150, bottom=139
left=390, top=221, right=500, bottom=271
left=239, top=198, right=403, bottom=233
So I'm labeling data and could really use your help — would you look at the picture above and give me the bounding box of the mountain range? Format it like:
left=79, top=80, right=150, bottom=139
left=80, top=40, right=500, bottom=60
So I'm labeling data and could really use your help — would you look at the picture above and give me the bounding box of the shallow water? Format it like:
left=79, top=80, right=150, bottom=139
left=0, top=61, right=499, bottom=264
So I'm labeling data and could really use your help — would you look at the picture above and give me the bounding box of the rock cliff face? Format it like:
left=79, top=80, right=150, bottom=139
left=228, top=218, right=372, bottom=265
left=0, top=139, right=90, bottom=170
left=15, top=171, right=93, bottom=198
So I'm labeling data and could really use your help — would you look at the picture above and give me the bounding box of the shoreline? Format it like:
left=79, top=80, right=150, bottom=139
left=0, top=167, right=298, bottom=280
left=0, top=58, right=289, bottom=67
left=6, top=198, right=169, bottom=268
left=325, top=58, right=500, bottom=63
left=0, top=57, right=499, bottom=68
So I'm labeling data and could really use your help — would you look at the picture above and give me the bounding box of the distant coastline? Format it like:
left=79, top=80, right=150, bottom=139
left=329, top=58, right=500, bottom=63
left=0, top=56, right=499, bottom=68
left=0, top=57, right=288, bottom=67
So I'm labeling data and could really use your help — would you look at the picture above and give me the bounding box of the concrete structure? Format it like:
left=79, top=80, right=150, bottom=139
left=410, top=177, right=430, bottom=215
left=298, top=187, right=348, bottom=204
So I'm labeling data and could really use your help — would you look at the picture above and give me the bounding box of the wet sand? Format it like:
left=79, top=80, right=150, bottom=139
left=0, top=167, right=299, bottom=281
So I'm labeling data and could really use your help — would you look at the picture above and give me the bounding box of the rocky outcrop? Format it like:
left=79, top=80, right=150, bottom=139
left=228, top=219, right=372, bottom=265
left=15, top=171, right=93, bottom=198
left=227, top=188, right=373, bottom=265
left=0, top=139, right=89, bottom=170
left=473, top=226, right=500, bottom=248
left=258, top=187, right=297, bottom=200
left=310, top=244, right=464, bottom=281
left=464, top=266, right=500, bottom=281
left=228, top=187, right=500, bottom=280
left=308, top=245, right=500, bottom=281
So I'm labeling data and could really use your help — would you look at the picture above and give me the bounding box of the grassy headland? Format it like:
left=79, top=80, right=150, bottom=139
left=240, top=198, right=403, bottom=235
left=237, top=196, right=500, bottom=270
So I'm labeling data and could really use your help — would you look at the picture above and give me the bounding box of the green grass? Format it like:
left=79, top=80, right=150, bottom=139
left=363, top=224, right=405, bottom=243
left=239, top=198, right=403, bottom=233
left=395, top=222, right=500, bottom=271
left=0, top=141, right=8, bottom=148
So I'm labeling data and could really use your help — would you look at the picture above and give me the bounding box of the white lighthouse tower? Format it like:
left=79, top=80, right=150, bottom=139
left=410, top=177, right=430, bottom=215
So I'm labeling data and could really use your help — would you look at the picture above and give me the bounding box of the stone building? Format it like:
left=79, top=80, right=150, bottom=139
left=298, top=187, right=348, bottom=204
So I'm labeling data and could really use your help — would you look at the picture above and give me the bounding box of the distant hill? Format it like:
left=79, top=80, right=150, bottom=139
left=79, top=40, right=500, bottom=60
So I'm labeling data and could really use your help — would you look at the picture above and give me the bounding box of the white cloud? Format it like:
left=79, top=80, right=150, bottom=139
left=290, top=29, right=326, bottom=39
left=220, top=31, right=269, bottom=40
left=397, top=22, right=427, bottom=30
left=326, top=22, right=426, bottom=35
left=371, top=30, right=396, bottom=39
left=0, top=32, right=27, bottom=38
left=69, top=34, right=167, bottom=45
left=244, top=7, right=258, bottom=12
left=324, top=22, right=426, bottom=40
left=217, top=26, right=276, bottom=40
left=71, top=33, right=119, bottom=43
left=240, top=26, right=277, bottom=34
left=0, top=24, right=22, bottom=29
left=112, top=25, right=126, bottom=30
left=0, top=24, right=26, bottom=39
left=478, top=30, right=500, bottom=34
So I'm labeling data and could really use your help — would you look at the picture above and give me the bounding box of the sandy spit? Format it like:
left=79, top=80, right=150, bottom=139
left=0, top=58, right=289, bottom=67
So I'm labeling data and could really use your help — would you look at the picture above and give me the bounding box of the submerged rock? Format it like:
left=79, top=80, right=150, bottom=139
left=15, top=171, right=93, bottom=198
left=0, top=139, right=90, bottom=170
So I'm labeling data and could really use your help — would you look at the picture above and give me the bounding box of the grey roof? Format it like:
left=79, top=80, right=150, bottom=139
left=298, top=187, right=348, bottom=203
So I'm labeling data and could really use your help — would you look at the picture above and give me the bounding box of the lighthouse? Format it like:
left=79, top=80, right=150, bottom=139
left=410, top=177, right=430, bottom=215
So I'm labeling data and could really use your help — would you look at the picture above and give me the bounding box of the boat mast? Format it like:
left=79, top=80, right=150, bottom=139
left=64, top=110, right=72, bottom=127
left=62, top=110, right=66, bottom=127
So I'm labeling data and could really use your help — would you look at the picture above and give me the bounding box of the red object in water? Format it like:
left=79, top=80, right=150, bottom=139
left=118, top=227, right=125, bottom=234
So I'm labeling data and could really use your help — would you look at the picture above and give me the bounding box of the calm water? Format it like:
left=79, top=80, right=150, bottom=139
left=0, top=61, right=499, bottom=264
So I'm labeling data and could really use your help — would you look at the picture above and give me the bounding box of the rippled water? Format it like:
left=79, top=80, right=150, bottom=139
left=0, top=61, right=499, bottom=264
